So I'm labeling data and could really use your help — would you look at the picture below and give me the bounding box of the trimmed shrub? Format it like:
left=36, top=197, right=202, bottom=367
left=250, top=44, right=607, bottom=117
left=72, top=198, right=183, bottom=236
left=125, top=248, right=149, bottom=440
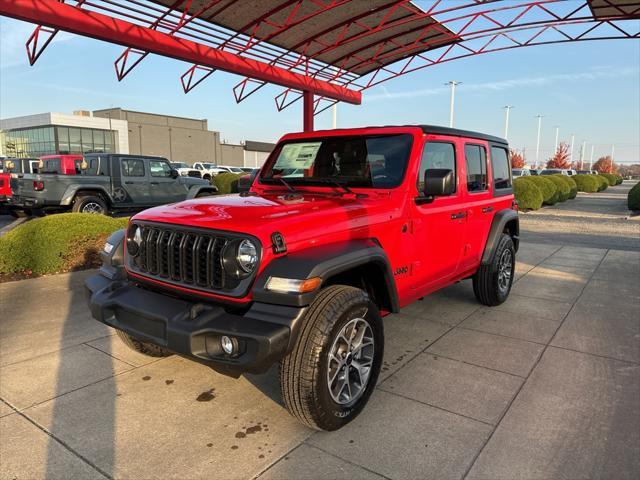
left=563, top=175, right=578, bottom=199
left=546, top=175, right=571, bottom=202
left=601, top=173, right=622, bottom=186
left=0, top=213, right=128, bottom=277
left=628, top=182, right=640, bottom=210
left=594, top=175, right=609, bottom=191
left=526, top=176, right=560, bottom=205
left=212, top=172, right=242, bottom=194
left=573, top=174, right=599, bottom=193
left=513, top=177, right=543, bottom=210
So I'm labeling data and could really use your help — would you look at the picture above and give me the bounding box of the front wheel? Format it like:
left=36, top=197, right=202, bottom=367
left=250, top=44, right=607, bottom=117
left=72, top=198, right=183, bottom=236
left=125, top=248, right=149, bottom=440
left=280, top=285, right=384, bottom=431
left=473, top=234, right=515, bottom=306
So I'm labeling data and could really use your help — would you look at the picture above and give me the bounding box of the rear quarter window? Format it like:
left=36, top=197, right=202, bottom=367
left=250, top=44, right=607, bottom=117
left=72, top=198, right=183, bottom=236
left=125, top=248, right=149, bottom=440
left=491, top=146, right=512, bottom=192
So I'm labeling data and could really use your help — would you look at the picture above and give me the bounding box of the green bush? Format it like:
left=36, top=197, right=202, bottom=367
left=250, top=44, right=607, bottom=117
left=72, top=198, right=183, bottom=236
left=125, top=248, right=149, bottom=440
left=526, top=176, right=560, bottom=205
left=563, top=175, right=578, bottom=199
left=594, top=175, right=609, bottom=191
left=513, top=177, right=543, bottom=210
left=601, top=173, right=622, bottom=186
left=573, top=174, right=599, bottom=193
left=628, top=181, right=640, bottom=210
left=0, top=213, right=128, bottom=276
left=212, top=172, right=242, bottom=194
left=546, top=175, right=571, bottom=202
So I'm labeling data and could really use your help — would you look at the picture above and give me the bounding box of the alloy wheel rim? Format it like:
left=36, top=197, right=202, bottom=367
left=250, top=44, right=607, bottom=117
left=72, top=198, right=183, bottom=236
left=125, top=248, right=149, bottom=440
left=498, top=249, right=513, bottom=293
left=327, top=316, right=375, bottom=405
left=82, top=202, right=104, bottom=214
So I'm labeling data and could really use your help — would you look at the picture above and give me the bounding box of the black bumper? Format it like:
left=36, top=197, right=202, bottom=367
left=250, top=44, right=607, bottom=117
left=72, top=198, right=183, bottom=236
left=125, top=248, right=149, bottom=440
left=10, top=196, right=46, bottom=208
left=85, top=273, right=307, bottom=376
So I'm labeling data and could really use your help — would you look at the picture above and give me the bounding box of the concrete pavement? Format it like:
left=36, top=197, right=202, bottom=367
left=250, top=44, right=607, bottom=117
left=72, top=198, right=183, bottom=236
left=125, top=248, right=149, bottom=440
left=1, top=185, right=639, bottom=479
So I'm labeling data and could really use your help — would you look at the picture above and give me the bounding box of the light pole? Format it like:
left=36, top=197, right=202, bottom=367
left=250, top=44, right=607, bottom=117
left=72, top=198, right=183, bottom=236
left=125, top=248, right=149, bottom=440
left=569, top=134, right=575, bottom=164
left=590, top=144, right=595, bottom=169
left=535, top=114, right=543, bottom=168
left=554, top=126, right=560, bottom=152
left=503, top=105, right=514, bottom=140
left=610, top=145, right=615, bottom=173
left=446, top=81, right=461, bottom=128
left=332, top=103, right=337, bottom=129
left=580, top=140, right=586, bottom=168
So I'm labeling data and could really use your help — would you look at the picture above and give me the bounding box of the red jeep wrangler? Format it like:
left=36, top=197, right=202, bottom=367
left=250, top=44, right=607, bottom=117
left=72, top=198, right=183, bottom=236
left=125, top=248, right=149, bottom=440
left=86, top=125, right=518, bottom=431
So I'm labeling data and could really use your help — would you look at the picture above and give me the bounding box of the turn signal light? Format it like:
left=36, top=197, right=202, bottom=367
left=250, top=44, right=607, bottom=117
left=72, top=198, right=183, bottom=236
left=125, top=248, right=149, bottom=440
left=265, top=276, right=322, bottom=294
left=33, top=180, right=45, bottom=191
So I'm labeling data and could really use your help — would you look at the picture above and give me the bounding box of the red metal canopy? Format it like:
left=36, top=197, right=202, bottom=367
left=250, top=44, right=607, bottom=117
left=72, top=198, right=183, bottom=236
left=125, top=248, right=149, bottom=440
left=0, top=0, right=638, bottom=131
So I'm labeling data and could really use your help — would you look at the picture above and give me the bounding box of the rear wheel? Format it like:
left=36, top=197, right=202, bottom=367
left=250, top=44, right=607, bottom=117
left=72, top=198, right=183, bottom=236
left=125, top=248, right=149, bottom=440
left=280, top=285, right=383, bottom=431
left=72, top=194, right=108, bottom=214
left=473, top=234, right=515, bottom=306
left=116, top=330, right=172, bottom=357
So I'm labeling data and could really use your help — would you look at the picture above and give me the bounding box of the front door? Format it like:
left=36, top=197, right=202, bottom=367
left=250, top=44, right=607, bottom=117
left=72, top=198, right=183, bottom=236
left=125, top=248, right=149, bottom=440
left=149, top=159, right=186, bottom=204
left=411, top=137, right=467, bottom=293
left=118, top=157, right=150, bottom=204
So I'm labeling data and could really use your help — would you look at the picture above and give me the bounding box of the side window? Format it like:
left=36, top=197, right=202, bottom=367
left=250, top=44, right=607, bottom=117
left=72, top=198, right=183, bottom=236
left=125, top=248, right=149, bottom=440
left=464, top=144, right=488, bottom=192
left=417, top=142, right=456, bottom=193
left=150, top=160, right=172, bottom=177
left=122, top=158, right=145, bottom=177
left=195, top=164, right=203, bottom=170
left=86, top=157, right=101, bottom=175
left=491, top=146, right=512, bottom=190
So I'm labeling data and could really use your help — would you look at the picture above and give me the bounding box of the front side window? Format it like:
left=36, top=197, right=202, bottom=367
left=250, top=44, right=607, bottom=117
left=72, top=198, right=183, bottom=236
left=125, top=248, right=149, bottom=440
left=491, top=146, right=512, bottom=190
left=42, top=158, right=61, bottom=174
left=417, top=141, right=456, bottom=193
left=261, top=134, right=413, bottom=189
left=122, top=158, right=145, bottom=177
left=465, top=144, right=487, bottom=192
left=151, top=160, right=172, bottom=177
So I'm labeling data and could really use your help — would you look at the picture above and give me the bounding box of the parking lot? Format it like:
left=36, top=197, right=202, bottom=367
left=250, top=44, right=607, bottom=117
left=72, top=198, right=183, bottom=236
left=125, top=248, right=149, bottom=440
left=0, top=182, right=637, bottom=479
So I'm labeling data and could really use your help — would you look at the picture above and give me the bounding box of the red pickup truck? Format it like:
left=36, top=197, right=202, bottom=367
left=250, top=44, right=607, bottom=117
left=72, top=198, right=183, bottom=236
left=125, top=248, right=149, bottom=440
left=0, top=158, right=38, bottom=207
left=86, top=125, right=518, bottom=431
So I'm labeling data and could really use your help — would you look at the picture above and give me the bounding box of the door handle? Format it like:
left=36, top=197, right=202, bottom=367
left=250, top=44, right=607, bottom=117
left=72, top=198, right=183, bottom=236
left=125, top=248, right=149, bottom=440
left=451, top=212, right=466, bottom=220
left=482, top=206, right=494, bottom=213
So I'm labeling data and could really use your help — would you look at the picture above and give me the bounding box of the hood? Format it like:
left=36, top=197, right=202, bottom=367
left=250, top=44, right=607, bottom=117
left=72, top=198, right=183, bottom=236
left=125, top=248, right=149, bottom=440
left=133, top=191, right=405, bottom=249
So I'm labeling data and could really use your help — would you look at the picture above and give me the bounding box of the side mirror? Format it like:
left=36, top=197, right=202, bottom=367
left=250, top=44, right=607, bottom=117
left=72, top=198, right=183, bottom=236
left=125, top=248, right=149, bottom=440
left=423, top=168, right=455, bottom=197
left=170, top=169, right=179, bottom=179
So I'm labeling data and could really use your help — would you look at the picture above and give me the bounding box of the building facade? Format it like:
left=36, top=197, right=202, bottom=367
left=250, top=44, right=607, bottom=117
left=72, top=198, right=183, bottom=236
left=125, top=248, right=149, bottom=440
left=0, top=111, right=128, bottom=158
left=1, top=108, right=274, bottom=167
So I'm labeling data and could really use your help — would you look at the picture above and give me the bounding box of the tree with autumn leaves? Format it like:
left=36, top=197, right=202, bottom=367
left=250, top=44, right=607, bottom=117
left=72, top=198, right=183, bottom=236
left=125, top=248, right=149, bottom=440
left=546, top=142, right=571, bottom=169
left=509, top=149, right=526, bottom=168
left=592, top=156, right=618, bottom=173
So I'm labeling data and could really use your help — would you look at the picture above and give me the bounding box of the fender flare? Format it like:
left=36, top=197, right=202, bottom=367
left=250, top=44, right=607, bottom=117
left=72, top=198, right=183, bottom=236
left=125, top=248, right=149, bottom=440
left=186, top=184, right=219, bottom=199
left=61, top=185, right=113, bottom=206
left=253, top=239, right=400, bottom=312
left=481, top=209, right=519, bottom=265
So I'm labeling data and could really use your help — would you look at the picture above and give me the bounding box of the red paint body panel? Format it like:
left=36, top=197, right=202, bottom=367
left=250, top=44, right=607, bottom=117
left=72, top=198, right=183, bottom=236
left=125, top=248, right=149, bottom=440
left=130, top=126, right=514, bottom=307
left=40, top=155, right=84, bottom=175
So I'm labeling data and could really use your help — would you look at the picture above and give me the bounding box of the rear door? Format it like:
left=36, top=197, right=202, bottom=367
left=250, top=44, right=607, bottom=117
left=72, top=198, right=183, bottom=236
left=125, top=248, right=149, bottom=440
left=460, top=142, right=494, bottom=272
left=411, top=136, right=467, bottom=291
left=149, top=158, right=186, bottom=204
left=118, top=157, right=149, bottom=204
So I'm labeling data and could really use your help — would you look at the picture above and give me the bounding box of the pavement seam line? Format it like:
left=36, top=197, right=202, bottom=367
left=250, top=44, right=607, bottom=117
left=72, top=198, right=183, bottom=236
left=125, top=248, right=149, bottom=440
left=250, top=436, right=313, bottom=480
left=82, top=341, right=140, bottom=368
left=546, top=344, right=640, bottom=366
left=460, top=246, right=610, bottom=479
left=456, top=324, right=550, bottom=347
left=375, top=387, right=496, bottom=427
left=301, top=442, right=395, bottom=480
left=0, top=396, right=112, bottom=480
left=419, top=351, right=527, bottom=379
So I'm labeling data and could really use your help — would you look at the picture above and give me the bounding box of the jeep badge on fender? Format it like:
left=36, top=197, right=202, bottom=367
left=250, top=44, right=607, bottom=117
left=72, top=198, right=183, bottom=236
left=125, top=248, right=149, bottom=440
left=86, top=125, right=518, bottom=431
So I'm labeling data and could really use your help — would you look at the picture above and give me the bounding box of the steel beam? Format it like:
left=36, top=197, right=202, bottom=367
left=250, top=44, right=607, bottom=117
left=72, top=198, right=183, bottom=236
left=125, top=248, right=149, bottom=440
left=303, top=91, right=314, bottom=132
left=0, top=0, right=361, bottom=105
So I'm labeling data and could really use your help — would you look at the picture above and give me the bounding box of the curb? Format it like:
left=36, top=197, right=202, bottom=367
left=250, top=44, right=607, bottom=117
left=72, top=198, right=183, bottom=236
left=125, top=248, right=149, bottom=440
left=0, top=217, right=29, bottom=237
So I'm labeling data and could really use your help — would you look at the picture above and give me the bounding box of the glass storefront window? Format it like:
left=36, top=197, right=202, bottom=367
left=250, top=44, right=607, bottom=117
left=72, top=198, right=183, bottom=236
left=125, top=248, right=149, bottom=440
left=1, top=125, right=113, bottom=157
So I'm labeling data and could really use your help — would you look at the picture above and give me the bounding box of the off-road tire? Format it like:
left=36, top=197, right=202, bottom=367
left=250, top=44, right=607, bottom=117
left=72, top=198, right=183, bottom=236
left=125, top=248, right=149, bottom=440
left=473, top=233, right=515, bottom=306
left=72, top=194, right=108, bottom=215
left=116, top=330, right=172, bottom=357
left=280, top=285, right=384, bottom=431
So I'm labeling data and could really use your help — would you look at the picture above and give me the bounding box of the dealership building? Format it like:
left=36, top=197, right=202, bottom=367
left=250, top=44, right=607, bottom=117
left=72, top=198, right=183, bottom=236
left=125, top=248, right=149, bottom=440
left=0, top=108, right=274, bottom=167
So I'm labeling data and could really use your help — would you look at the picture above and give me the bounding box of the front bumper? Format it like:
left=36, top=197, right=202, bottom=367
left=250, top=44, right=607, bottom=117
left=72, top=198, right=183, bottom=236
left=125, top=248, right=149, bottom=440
left=85, top=272, right=307, bottom=376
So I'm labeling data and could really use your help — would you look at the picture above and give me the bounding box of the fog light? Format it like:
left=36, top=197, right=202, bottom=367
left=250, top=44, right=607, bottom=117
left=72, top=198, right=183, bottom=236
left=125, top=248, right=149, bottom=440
left=220, top=335, right=237, bottom=355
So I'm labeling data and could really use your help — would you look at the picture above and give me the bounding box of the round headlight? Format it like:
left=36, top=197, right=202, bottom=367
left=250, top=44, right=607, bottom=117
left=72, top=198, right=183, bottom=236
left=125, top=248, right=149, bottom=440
left=237, top=239, right=257, bottom=273
left=126, top=224, right=142, bottom=257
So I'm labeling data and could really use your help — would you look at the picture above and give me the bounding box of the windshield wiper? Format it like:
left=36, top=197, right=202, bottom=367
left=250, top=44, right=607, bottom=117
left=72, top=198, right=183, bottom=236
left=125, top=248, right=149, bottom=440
left=315, top=178, right=355, bottom=195
left=274, top=176, right=297, bottom=193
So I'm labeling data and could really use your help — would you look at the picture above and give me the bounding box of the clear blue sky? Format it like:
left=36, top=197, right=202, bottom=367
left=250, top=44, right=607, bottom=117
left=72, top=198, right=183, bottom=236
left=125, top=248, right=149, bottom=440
left=1, top=11, right=639, bottom=164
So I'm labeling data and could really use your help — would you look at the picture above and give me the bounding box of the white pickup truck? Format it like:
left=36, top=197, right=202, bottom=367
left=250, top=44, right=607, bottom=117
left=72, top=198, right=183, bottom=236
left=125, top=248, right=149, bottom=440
left=192, top=162, right=231, bottom=180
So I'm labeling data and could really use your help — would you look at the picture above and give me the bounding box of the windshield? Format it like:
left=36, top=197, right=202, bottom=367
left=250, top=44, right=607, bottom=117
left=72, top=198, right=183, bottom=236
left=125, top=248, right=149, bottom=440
left=172, top=162, right=189, bottom=169
left=261, top=134, right=413, bottom=188
left=202, top=163, right=215, bottom=168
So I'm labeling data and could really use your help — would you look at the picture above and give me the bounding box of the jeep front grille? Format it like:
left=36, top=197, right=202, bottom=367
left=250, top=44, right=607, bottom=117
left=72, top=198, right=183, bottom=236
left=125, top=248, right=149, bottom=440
left=130, top=224, right=239, bottom=292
